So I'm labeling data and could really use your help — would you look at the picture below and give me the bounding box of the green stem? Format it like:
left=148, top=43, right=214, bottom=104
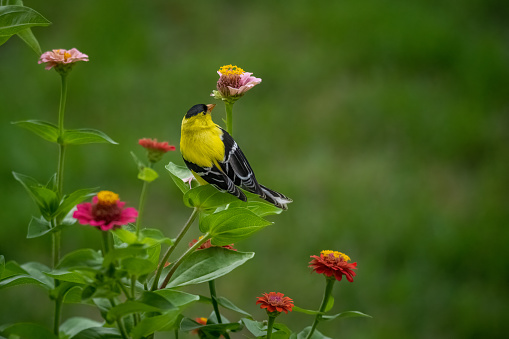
left=209, top=280, right=231, bottom=339
left=110, top=298, right=128, bottom=339
left=57, top=73, right=67, bottom=195
left=225, top=102, right=234, bottom=136
left=136, top=163, right=152, bottom=238
left=159, top=233, right=210, bottom=289
left=52, top=229, right=61, bottom=269
left=306, top=277, right=336, bottom=339
left=150, top=208, right=198, bottom=291
left=102, top=231, right=110, bottom=254
left=53, top=297, right=62, bottom=335
left=266, top=314, right=277, bottom=339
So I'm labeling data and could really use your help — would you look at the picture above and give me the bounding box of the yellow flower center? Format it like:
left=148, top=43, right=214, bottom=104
left=64, top=52, right=71, bottom=60
left=96, top=191, right=119, bottom=206
left=321, top=250, right=350, bottom=262
left=218, top=64, right=244, bottom=76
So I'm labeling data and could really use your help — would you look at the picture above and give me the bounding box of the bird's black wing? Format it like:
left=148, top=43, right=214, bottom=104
left=218, top=127, right=265, bottom=197
left=183, top=158, right=247, bottom=201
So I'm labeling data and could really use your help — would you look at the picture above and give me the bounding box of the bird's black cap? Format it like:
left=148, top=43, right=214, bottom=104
left=185, top=104, right=208, bottom=118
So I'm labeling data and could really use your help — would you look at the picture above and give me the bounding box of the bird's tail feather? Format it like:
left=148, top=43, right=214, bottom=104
left=259, top=184, right=292, bottom=210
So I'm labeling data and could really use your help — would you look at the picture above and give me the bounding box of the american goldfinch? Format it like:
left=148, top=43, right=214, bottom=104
left=180, top=104, right=292, bottom=210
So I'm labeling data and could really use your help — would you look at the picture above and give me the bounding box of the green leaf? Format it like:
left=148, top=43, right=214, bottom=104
left=241, top=318, right=266, bottom=337
left=0, top=256, right=4, bottom=277
left=121, top=257, right=157, bottom=277
left=16, top=26, right=41, bottom=54
left=21, top=261, right=53, bottom=288
left=0, top=5, right=50, bottom=36
left=0, top=274, right=46, bottom=289
left=138, top=166, right=159, bottom=182
left=296, top=327, right=332, bottom=339
left=102, top=245, right=148, bottom=267
left=165, top=162, right=193, bottom=193
left=153, top=289, right=199, bottom=309
left=0, top=260, right=26, bottom=279
left=0, top=34, right=10, bottom=45
left=325, top=296, right=334, bottom=312
left=216, top=296, right=252, bottom=318
left=228, top=200, right=283, bottom=217
left=59, top=317, right=103, bottom=339
left=27, top=215, right=71, bottom=238
left=57, top=249, right=103, bottom=271
left=62, top=128, right=118, bottom=145
left=180, top=317, right=242, bottom=333
left=321, top=310, right=372, bottom=321
left=45, top=270, right=93, bottom=284
left=107, top=291, right=176, bottom=321
left=292, top=306, right=321, bottom=315
left=55, top=188, right=97, bottom=223
left=12, top=120, right=58, bottom=143
left=130, top=310, right=181, bottom=339
left=201, top=208, right=272, bottom=245
left=0, top=323, right=57, bottom=339
left=13, top=172, right=59, bottom=219
left=140, top=228, right=174, bottom=246
left=62, top=285, right=84, bottom=304
left=183, top=184, right=239, bottom=210
left=72, top=327, right=122, bottom=339
left=167, top=247, right=254, bottom=288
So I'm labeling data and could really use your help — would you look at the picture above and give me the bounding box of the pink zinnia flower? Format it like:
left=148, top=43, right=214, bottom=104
left=139, top=138, right=176, bottom=163
left=211, top=64, right=261, bottom=102
left=309, top=250, right=357, bottom=282
left=189, top=237, right=236, bottom=251
left=256, top=292, right=294, bottom=314
left=38, top=48, right=89, bottom=72
left=73, top=191, right=138, bottom=231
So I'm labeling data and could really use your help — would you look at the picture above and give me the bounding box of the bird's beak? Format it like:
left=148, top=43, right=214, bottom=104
left=206, top=104, right=216, bottom=113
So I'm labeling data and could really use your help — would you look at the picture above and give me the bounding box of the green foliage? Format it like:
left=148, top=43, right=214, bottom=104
left=62, top=128, right=118, bottom=145
left=59, top=317, right=104, bottom=339
left=165, top=162, right=193, bottom=193
left=183, top=184, right=239, bottom=210
left=0, top=323, right=57, bottom=339
left=12, top=120, right=59, bottom=142
left=292, top=327, right=331, bottom=339
left=166, top=247, right=254, bottom=288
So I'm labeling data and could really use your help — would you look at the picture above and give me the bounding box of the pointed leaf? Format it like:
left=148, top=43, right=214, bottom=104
left=216, top=296, right=252, bottom=318
left=0, top=323, right=57, bottom=339
left=60, top=317, right=103, bottom=339
left=183, top=184, right=239, bottom=209
left=12, top=120, right=58, bottom=143
left=0, top=274, right=47, bottom=289
left=296, top=327, right=332, bottom=339
left=16, top=26, right=41, bottom=54
left=0, top=5, right=50, bottom=36
left=321, top=310, right=372, bottom=321
left=62, top=128, right=117, bottom=145
left=167, top=247, right=254, bottom=288
left=130, top=310, right=181, bottom=339
left=165, top=162, right=193, bottom=193
left=62, top=285, right=84, bottom=304
left=0, top=260, right=26, bottom=279
left=154, top=289, right=199, bottom=309
left=107, top=291, right=176, bottom=321
left=57, top=249, right=103, bottom=271
left=242, top=318, right=266, bottom=337
left=121, top=257, right=157, bottom=277
left=228, top=200, right=282, bottom=217
left=26, top=215, right=71, bottom=238
left=55, top=188, right=97, bottom=222
left=21, top=261, right=53, bottom=288
left=292, top=306, right=321, bottom=315
left=201, top=208, right=272, bottom=245
left=102, top=245, right=147, bottom=267
left=44, top=270, right=93, bottom=284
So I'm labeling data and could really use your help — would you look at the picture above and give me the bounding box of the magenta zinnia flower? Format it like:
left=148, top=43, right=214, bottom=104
left=256, top=292, right=294, bottom=314
left=309, top=250, right=357, bottom=282
left=211, top=64, right=261, bottom=102
left=73, top=191, right=138, bottom=231
left=38, top=48, right=89, bottom=72
left=139, top=138, right=176, bottom=163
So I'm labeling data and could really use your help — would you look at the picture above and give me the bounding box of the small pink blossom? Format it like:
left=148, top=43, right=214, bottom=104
left=38, top=48, right=89, bottom=71
left=211, top=65, right=261, bottom=102
left=73, top=191, right=138, bottom=231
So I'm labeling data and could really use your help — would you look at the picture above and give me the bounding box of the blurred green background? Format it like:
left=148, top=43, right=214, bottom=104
left=1, top=0, right=508, bottom=337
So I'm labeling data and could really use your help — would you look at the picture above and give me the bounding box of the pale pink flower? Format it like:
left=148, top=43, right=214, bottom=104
left=38, top=48, right=89, bottom=70
left=211, top=65, right=261, bottom=102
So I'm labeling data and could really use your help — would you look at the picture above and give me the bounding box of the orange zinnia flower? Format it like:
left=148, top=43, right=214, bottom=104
left=309, top=250, right=357, bottom=282
left=256, top=292, right=294, bottom=314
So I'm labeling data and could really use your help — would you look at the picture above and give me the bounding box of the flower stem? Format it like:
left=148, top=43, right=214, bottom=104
left=52, top=230, right=61, bottom=269
left=225, top=102, right=234, bottom=136
left=306, top=277, right=336, bottom=339
left=266, top=314, right=277, bottom=339
left=102, top=231, right=110, bottom=254
left=150, top=208, right=198, bottom=291
left=209, top=280, right=231, bottom=339
left=57, top=73, right=67, bottom=195
left=159, top=233, right=210, bottom=289
left=53, top=297, right=62, bottom=336
left=110, top=298, right=128, bottom=339
left=135, top=163, right=152, bottom=238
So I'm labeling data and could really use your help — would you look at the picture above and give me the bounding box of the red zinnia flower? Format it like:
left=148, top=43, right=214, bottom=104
left=309, top=250, right=357, bottom=282
left=189, top=238, right=236, bottom=251
left=73, top=191, right=138, bottom=231
left=139, top=138, right=176, bottom=163
left=256, top=292, right=294, bottom=314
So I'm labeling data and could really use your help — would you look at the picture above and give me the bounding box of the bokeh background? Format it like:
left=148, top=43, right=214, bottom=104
left=1, top=0, right=508, bottom=338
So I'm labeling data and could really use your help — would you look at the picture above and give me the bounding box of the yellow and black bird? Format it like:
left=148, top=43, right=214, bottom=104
left=180, top=103, right=292, bottom=210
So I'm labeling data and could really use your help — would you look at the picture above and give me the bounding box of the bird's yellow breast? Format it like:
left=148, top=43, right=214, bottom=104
left=180, top=114, right=225, bottom=168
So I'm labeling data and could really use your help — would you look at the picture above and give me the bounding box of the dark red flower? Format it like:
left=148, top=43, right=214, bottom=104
left=138, top=138, right=176, bottom=163
left=189, top=238, right=236, bottom=251
left=256, top=292, right=294, bottom=314
left=309, top=250, right=357, bottom=282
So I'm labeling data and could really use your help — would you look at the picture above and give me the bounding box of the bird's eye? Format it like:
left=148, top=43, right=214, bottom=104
left=202, top=112, right=206, bottom=115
